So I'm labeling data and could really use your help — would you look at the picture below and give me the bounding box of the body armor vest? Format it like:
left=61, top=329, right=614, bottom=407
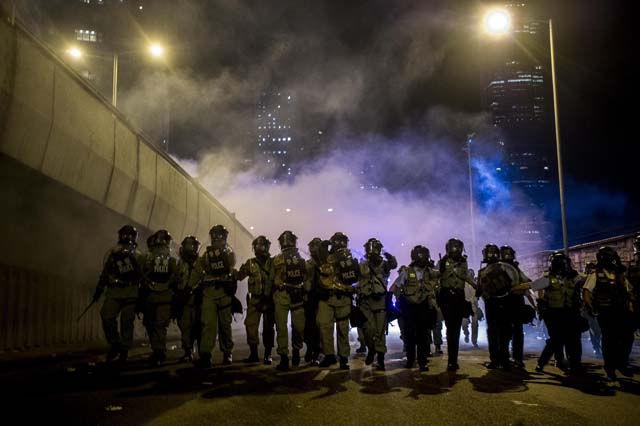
left=478, top=262, right=513, bottom=298
left=106, top=246, right=139, bottom=286
left=593, top=270, right=621, bottom=308
left=440, top=257, right=468, bottom=290
left=248, top=258, right=270, bottom=295
left=334, top=248, right=360, bottom=285
left=282, top=249, right=305, bottom=286
left=543, top=275, right=578, bottom=309
left=359, top=261, right=388, bottom=297
left=205, top=246, right=232, bottom=277
left=399, top=267, right=433, bottom=305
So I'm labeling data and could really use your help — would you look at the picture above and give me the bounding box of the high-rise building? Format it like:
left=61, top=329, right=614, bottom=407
left=256, top=91, right=295, bottom=182
left=483, top=1, right=555, bottom=251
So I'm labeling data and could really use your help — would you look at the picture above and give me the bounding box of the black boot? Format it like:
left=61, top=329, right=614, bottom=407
left=292, top=349, right=301, bottom=366
left=180, top=349, right=193, bottom=363
left=194, top=352, right=212, bottom=369
left=356, top=344, right=367, bottom=354
left=106, top=345, right=120, bottom=363
left=376, top=353, right=386, bottom=371
left=222, top=353, right=233, bottom=365
left=339, top=356, right=350, bottom=370
left=319, top=354, right=337, bottom=368
left=365, top=349, right=375, bottom=366
left=147, top=350, right=166, bottom=367
left=243, top=344, right=260, bottom=363
left=304, top=346, right=313, bottom=363
left=276, top=355, right=289, bottom=372
left=263, top=347, right=273, bottom=365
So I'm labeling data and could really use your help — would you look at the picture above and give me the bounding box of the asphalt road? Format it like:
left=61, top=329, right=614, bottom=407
left=1, top=325, right=639, bottom=426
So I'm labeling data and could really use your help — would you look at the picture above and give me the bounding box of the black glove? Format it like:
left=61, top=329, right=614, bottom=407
left=92, top=287, right=104, bottom=303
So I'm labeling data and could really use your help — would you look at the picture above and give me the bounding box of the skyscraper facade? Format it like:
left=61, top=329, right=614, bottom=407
left=256, top=91, right=295, bottom=181
left=483, top=1, right=555, bottom=251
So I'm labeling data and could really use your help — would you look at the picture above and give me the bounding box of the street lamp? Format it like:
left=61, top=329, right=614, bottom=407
left=483, top=9, right=569, bottom=255
left=466, top=133, right=477, bottom=268
left=65, top=42, right=165, bottom=108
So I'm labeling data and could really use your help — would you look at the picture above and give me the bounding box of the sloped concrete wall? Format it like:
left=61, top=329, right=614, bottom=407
left=0, top=17, right=253, bottom=350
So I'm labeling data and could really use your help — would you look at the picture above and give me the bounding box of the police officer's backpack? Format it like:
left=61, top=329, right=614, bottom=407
left=335, top=248, right=360, bottom=285
left=205, top=246, right=233, bottom=276
left=283, top=248, right=305, bottom=285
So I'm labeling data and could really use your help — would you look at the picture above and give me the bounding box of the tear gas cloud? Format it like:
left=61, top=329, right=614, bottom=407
left=172, top=111, right=546, bottom=272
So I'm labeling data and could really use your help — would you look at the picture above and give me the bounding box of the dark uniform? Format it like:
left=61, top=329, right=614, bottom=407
left=93, top=225, right=143, bottom=364
left=317, top=232, right=358, bottom=369
left=500, top=245, right=533, bottom=368
left=477, top=244, right=514, bottom=369
left=390, top=245, right=437, bottom=372
left=438, top=238, right=475, bottom=371
left=627, top=234, right=640, bottom=335
left=358, top=238, right=397, bottom=370
left=140, top=230, right=180, bottom=366
left=173, top=236, right=202, bottom=363
left=235, top=236, right=276, bottom=365
left=273, top=231, right=307, bottom=371
left=583, top=246, right=635, bottom=382
left=531, top=252, right=584, bottom=373
left=190, top=225, right=237, bottom=368
left=303, top=238, right=325, bottom=366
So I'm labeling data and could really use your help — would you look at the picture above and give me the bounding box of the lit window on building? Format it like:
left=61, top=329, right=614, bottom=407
left=75, top=29, right=102, bottom=43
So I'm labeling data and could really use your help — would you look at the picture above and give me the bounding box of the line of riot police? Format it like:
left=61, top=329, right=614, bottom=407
left=92, top=225, right=636, bottom=384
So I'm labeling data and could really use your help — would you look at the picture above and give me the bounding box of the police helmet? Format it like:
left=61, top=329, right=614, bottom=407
left=482, top=243, right=500, bottom=263
left=445, top=238, right=464, bottom=257
left=549, top=251, right=570, bottom=275
left=364, top=238, right=383, bottom=256
left=278, top=230, right=298, bottom=249
left=584, top=262, right=597, bottom=275
left=209, top=224, right=229, bottom=241
left=596, top=246, right=618, bottom=267
left=118, top=225, right=138, bottom=245
left=253, top=235, right=271, bottom=255
left=500, top=245, right=516, bottom=263
left=180, top=235, right=201, bottom=252
left=330, top=232, right=349, bottom=250
left=180, top=235, right=200, bottom=260
left=150, top=229, right=172, bottom=248
left=308, top=237, right=323, bottom=249
left=410, top=245, right=431, bottom=264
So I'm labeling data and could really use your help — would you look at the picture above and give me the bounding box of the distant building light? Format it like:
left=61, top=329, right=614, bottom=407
left=285, top=208, right=292, bottom=212
left=544, top=166, right=549, bottom=170
left=496, top=167, right=502, bottom=171
left=327, top=208, right=334, bottom=212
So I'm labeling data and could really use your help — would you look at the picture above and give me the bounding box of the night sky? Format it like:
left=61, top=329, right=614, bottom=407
left=16, top=0, right=639, bottom=246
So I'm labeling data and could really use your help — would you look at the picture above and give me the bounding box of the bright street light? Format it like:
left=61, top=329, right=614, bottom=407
left=65, top=43, right=167, bottom=108
left=149, top=43, right=164, bottom=58
left=66, top=47, right=82, bottom=58
left=484, top=9, right=511, bottom=35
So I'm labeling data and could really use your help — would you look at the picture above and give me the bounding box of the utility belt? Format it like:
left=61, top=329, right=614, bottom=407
left=202, top=278, right=234, bottom=288
left=108, top=279, right=138, bottom=289
left=277, top=282, right=305, bottom=291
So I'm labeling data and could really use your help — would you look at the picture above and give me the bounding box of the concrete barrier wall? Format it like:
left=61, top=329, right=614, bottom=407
left=0, top=17, right=253, bottom=350
left=519, top=232, right=638, bottom=279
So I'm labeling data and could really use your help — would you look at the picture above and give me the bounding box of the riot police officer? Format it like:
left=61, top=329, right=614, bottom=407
left=583, top=246, right=635, bottom=382
left=627, top=234, right=640, bottom=335
left=273, top=231, right=307, bottom=371
left=93, top=225, right=143, bottom=365
left=438, top=238, right=475, bottom=371
left=140, top=229, right=179, bottom=366
left=529, top=252, right=585, bottom=374
left=236, top=235, right=276, bottom=365
left=358, top=238, right=397, bottom=371
left=500, top=245, right=533, bottom=368
left=304, top=237, right=326, bottom=366
left=190, top=225, right=237, bottom=368
left=583, top=262, right=602, bottom=358
left=317, top=232, right=359, bottom=369
left=173, top=235, right=201, bottom=363
left=477, top=244, right=513, bottom=369
left=390, top=245, right=438, bottom=372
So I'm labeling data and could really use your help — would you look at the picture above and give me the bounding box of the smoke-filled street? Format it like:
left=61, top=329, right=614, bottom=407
left=2, top=330, right=639, bottom=426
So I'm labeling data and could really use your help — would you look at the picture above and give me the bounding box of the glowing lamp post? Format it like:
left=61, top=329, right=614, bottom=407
left=483, top=9, right=569, bottom=254
left=65, top=42, right=165, bottom=108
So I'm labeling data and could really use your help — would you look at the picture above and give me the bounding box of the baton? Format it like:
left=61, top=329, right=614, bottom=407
left=76, top=300, right=96, bottom=322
